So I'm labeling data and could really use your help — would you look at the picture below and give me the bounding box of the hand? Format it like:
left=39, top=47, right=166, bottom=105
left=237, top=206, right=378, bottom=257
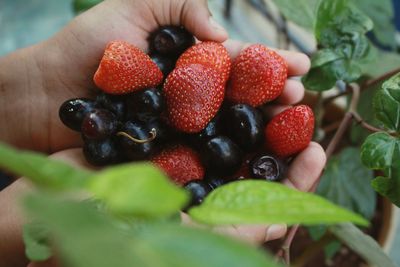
left=0, top=0, right=227, bottom=153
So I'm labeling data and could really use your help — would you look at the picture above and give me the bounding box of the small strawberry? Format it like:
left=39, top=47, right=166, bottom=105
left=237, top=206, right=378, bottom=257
left=94, top=40, right=163, bottom=94
left=176, top=41, right=231, bottom=82
left=265, top=105, right=314, bottom=158
left=151, top=145, right=205, bottom=185
left=163, top=64, right=225, bottom=133
left=226, top=44, right=288, bottom=107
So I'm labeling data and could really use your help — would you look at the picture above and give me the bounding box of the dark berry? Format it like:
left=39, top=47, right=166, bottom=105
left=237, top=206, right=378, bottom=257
left=83, top=139, right=120, bottom=166
left=59, top=98, right=96, bottom=131
left=205, top=175, right=226, bottom=190
left=184, top=180, right=212, bottom=208
left=150, top=53, right=175, bottom=77
left=126, top=88, right=164, bottom=121
left=95, top=93, right=126, bottom=120
left=250, top=154, right=287, bottom=182
left=81, top=109, right=117, bottom=140
left=149, top=26, right=195, bottom=57
left=188, top=113, right=223, bottom=148
left=224, top=104, right=264, bottom=151
left=117, top=121, right=156, bottom=160
left=147, top=118, right=171, bottom=144
left=201, top=136, right=243, bottom=176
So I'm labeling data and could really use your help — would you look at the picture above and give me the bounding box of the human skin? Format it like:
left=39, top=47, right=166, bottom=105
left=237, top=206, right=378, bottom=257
left=0, top=0, right=326, bottom=266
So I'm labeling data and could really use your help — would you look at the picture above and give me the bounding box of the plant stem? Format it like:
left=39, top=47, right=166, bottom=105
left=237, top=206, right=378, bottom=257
left=363, top=67, right=400, bottom=88
left=292, top=232, right=335, bottom=267
left=275, top=224, right=299, bottom=265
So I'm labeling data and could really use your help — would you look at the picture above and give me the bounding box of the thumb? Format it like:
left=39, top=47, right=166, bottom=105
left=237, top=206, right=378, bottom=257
left=177, top=0, right=228, bottom=42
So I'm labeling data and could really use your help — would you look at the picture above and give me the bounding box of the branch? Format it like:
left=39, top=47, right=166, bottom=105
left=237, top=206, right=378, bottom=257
left=275, top=224, right=299, bottom=265
left=363, top=67, right=400, bottom=89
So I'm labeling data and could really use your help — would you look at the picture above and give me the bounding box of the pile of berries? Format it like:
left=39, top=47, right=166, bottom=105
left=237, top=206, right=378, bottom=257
left=59, top=26, right=314, bottom=208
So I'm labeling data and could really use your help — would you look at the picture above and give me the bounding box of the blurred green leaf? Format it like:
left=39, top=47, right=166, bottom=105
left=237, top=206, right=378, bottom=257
left=189, top=180, right=368, bottom=226
left=73, top=0, right=103, bottom=14
left=23, top=223, right=51, bottom=261
left=303, top=0, right=373, bottom=91
left=361, top=132, right=400, bottom=207
left=0, top=143, right=92, bottom=190
left=329, top=223, right=397, bottom=267
left=24, top=194, right=281, bottom=267
left=317, top=147, right=376, bottom=219
left=271, top=0, right=320, bottom=29
left=351, top=0, right=397, bottom=49
left=360, top=49, right=400, bottom=78
left=89, top=163, right=188, bottom=218
left=373, top=73, right=400, bottom=131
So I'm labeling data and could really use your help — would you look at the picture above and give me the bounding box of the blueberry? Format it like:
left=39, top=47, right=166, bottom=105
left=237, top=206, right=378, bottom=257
left=59, top=98, right=96, bottom=131
left=95, top=93, right=126, bottom=120
left=201, top=136, right=243, bottom=176
left=187, top=113, right=224, bottom=148
left=149, top=26, right=195, bottom=57
left=83, top=139, right=120, bottom=166
left=224, top=104, right=264, bottom=151
left=250, top=154, right=287, bottom=181
left=126, top=88, right=164, bottom=121
left=150, top=53, right=175, bottom=77
left=117, top=121, right=157, bottom=160
left=205, top=175, right=226, bottom=190
left=184, top=180, right=212, bottom=208
left=146, top=118, right=171, bottom=144
left=81, top=109, right=118, bottom=140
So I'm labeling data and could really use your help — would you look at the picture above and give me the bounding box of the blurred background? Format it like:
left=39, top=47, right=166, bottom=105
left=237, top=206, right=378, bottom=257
left=0, top=0, right=399, bottom=266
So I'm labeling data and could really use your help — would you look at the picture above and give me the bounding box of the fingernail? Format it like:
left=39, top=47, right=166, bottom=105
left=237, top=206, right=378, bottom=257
left=209, top=17, right=227, bottom=34
left=265, top=224, right=287, bottom=242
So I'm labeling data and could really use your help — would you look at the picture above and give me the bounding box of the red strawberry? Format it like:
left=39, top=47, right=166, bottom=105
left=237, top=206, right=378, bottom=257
left=94, top=40, right=163, bottom=94
left=226, top=44, right=288, bottom=107
left=151, top=145, right=205, bottom=185
left=265, top=105, right=314, bottom=158
left=163, top=64, right=225, bottom=133
left=176, top=41, right=231, bottom=82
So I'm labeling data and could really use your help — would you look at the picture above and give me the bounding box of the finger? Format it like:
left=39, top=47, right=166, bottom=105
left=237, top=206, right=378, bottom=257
left=178, top=0, right=228, bottom=42
left=275, top=79, right=305, bottom=105
left=283, top=142, right=327, bottom=192
left=223, top=40, right=311, bottom=76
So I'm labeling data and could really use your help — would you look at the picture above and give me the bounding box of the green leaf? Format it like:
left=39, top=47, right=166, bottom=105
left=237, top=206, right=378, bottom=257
left=303, top=0, right=373, bottom=91
left=361, top=132, right=400, bottom=207
left=351, top=0, right=397, bottom=49
left=317, top=147, right=376, bottom=219
left=89, top=163, right=188, bottom=218
left=73, top=0, right=103, bottom=14
left=271, top=0, right=320, bottom=29
left=188, top=180, right=368, bottom=226
left=24, top=194, right=281, bottom=267
left=360, top=49, right=400, bottom=78
left=373, top=73, right=400, bottom=132
left=329, top=223, right=397, bottom=267
left=23, top=222, right=52, bottom=261
left=0, top=142, right=93, bottom=190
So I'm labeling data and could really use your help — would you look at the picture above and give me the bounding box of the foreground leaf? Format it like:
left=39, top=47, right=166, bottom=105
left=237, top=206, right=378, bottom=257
left=0, top=143, right=92, bottom=190
left=271, top=0, right=320, bottom=29
left=361, top=132, right=400, bottom=207
left=329, top=223, right=397, bottom=267
left=373, top=73, right=400, bottom=132
left=23, top=223, right=51, bottom=261
left=89, top=163, right=188, bottom=218
left=317, top=147, right=376, bottom=219
left=24, top=194, right=281, bottom=267
left=189, top=180, right=368, bottom=226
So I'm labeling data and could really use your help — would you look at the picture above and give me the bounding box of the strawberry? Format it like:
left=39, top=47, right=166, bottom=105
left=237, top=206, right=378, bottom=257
left=94, top=40, right=163, bottom=94
left=226, top=44, right=288, bottom=107
left=175, top=41, right=231, bottom=82
left=265, top=105, right=314, bottom=158
left=163, top=64, right=225, bottom=133
left=151, top=145, right=205, bottom=185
